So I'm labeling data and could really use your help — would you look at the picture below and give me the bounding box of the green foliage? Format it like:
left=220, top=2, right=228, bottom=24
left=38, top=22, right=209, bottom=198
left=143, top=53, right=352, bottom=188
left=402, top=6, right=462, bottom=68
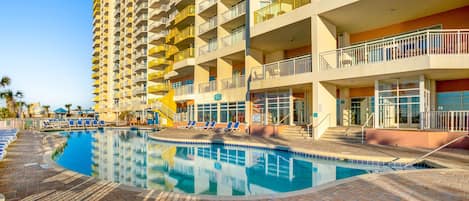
left=0, top=107, right=9, bottom=119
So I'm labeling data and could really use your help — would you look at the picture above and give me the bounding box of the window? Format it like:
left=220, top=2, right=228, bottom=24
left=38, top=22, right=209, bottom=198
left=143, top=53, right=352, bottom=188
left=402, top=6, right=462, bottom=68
left=197, top=103, right=217, bottom=122
left=437, top=91, right=469, bottom=111
left=220, top=102, right=245, bottom=122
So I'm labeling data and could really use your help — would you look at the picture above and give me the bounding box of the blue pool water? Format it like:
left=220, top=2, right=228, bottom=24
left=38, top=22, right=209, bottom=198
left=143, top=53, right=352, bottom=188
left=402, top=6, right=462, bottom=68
left=54, top=129, right=420, bottom=196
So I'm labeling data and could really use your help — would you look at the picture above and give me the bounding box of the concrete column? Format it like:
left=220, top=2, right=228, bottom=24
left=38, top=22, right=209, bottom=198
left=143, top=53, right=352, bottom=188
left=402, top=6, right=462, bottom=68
left=374, top=80, right=380, bottom=128
left=312, top=81, right=337, bottom=140
left=311, top=15, right=337, bottom=73
left=217, top=58, right=233, bottom=81
left=419, top=75, right=426, bottom=129
left=245, top=48, right=263, bottom=125
left=339, top=88, right=350, bottom=126
left=289, top=88, right=294, bottom=125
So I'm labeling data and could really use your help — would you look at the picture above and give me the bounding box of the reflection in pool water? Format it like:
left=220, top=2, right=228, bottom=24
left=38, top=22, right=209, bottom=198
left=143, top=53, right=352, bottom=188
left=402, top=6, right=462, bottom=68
left=54, top=129, right=417, bottom=196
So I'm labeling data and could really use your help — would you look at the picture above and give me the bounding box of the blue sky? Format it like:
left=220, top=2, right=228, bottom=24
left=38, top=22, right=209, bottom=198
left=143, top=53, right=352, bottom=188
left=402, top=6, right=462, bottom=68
left=0, top=0, right=93, bottom=110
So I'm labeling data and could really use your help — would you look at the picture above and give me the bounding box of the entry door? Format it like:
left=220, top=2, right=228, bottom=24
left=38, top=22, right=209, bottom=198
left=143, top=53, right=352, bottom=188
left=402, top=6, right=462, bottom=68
left=398, top=97, right=420, bottom=128
left=294, top=99, right=306, bottom=125
left=350, top=98, right=367, bottom=125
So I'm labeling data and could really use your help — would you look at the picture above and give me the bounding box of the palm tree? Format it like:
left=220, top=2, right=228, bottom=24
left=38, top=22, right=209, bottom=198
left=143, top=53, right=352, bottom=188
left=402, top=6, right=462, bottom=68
left=65, top=104, right=72, bottom=117
left=26, top=103, right=34, bottom=118
left=0, top=90, right=17, bottom=118
left=43, top=105, right=50, bottom=118
left=76, top=105, right=82, bottom=117
left=0, top=76, right=11, bottom=88
left=16, top=101, right=25, bottom=118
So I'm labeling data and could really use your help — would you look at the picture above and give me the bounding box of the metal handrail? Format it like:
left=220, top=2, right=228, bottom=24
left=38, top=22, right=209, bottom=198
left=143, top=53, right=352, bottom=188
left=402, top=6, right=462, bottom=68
left=276, top=114, right=290, bottom=125
left=306, top=113, right=330, bottom=138
left=404, top=134, right=469, bottom=167
left=361, top=113, right=374, bottom=144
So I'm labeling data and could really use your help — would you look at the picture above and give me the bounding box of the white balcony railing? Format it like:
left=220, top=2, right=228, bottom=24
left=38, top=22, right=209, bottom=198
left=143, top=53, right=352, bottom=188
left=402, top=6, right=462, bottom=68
left=150, top=5, right=169, bottom=17
left=251, top=54, right=312, bottom=81
left=319, top=29, right=469, bottom=71
left=134, top=75, right=147, bottom=83
left=132, top=87, right=146, bottom=96
left=150, top=30, right=168, bottom=42
left=221, top=1, right=246, bottom=23
left=421, top=111, right=469, bottom=132
left=174, top=84, right=193, bottom=96
left=199, top=42, right=218, bottom=56
left=175, top=112, right=189, bottom=122
left=198, top=0, right=216, bottom=13
left=220, top=75, right=245, bottom=89
left=199, top=17, right=217, bottom=34
left=150, top=18, right=168, bottom=30
left=199, top=80, right=217, bottom=93
left=134, top=64, right=147, bottom=71
left=221, top=29, right=245, bottom=47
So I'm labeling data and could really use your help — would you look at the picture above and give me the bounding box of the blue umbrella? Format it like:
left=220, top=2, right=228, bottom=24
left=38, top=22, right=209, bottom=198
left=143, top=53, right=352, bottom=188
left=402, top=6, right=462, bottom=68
left=54, top=108, right=67, bottom=114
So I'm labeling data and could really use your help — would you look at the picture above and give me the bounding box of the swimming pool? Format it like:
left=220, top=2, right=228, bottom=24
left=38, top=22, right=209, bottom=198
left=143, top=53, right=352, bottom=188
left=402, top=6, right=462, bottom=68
left=54, top=129, right=422, bottom=196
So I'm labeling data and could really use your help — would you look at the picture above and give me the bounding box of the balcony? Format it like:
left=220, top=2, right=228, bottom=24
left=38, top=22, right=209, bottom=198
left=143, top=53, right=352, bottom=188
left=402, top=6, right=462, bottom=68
left=220, top=75, right=245, bottom=89
left=135, top=64, right=147, bottom=71
left=148, top=45, right=166, bottom=56
left=149, top=30, right=167, bottom=44
left=174, top=48, right=194, bottom=63
left=150, top=5, right=169, bottom=19
left=198, top=0, right=216, bottom=14
left=93, top=88, right=100, bottom=94
left=149, top=18, right=168, bottom=32
left=174, top=5, right=195, bottom=25
left=251, top=54, right=312, bottom=81
left=199, top=80, right=217, bottom=93
left=148, top=71, right=165, bottom=81
left=165, top=45, right=178, bottom=58
left=134, top=75, right=147, bottom=83
left=198, top=17, right=217, bottom=36
left=319, top=29, right=469, bottom=71
left=148, top=84, right=170, bottom=93
left=221, top=1, right=245, bottom=25
left=254, top=0, right=310, bottom=24
left=135, top=2, right=148, bottom=13
left=148, top=58, right=170, bottom=69
left=92, top=65, right=99, bottom=72
left=93, top=96, right=100, bottom=102
left=92, top=72, right=100, bottom=79
left=174, top=84, right=193, bottom=96
left=92, top=57, right=99, bottom=64
left=132, top=87, right=146, bottom=96
left=221, top=29, right=244, bottom=47
left=174, top=26, right=195, bottom=44
left=199, top=43, right=217, bottom=56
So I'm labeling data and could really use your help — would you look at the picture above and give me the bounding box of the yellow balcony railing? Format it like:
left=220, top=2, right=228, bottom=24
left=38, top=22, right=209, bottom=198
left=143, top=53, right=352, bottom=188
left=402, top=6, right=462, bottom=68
left=174, top=26, right=194, bottom=44
left=93, top=80, right=100, bottom=86
left=148, top=58, right=170, bottom=69
left=165, top=28, right=177, bottom=43
left=148, top=71, right=165, bottom=81
left=148, top=84, right=170, bottom=94
left=174, top=48, right=194, bottom=63
left=93, top=88, right=99, bottom=94
left=148, top=45, right=166, bottom=56
left=93, top=96, right=100, bottom=102
left=92, top=57, right=99, bottom=64
left=92, top=65, right=99, bottom=71
left=254, top=0, right=310, bottom=24
left=92, top=72, right=99, bottom=79
left=174, top=5, right=195, bottom=25
left=165, top=45, right=178, bottom=58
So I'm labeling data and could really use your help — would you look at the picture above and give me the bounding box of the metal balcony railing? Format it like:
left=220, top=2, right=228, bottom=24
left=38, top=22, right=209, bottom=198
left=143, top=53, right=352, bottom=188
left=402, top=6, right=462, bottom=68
left=221, top=1, right=245, bottom=24
left=174, top=84, right=194, bottom=96
left=251, top=54, right=312, bottom=81
left=319, top=29, right=469, bottom=71
left=220, top=75, right=245, bottom=89
left=254, top=0, right=310, bottom=24
left=199, top=0, right=216, bottom=13
left=199, top=17, right=217, bottom=35
left=221, top=29, right=245, bottom=47
left=421, top=111, right=469, bottom=132
left=199, top=42, right=217, bottom=56
left=199, top=80, right=217, bottom=93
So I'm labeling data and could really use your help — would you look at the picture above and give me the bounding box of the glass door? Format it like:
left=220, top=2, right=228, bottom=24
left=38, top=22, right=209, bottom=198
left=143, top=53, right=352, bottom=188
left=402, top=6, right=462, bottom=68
left=294, top=99, right=305, bottom=125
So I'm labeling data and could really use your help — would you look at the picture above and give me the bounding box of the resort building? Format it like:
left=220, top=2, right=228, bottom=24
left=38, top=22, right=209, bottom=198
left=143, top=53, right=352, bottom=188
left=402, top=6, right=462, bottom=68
left=93, top=0, right=469, bottom=148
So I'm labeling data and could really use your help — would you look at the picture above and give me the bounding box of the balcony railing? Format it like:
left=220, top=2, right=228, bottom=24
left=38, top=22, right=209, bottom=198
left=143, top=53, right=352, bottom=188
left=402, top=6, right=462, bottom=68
left=174, top=5, right=195, bottom=24
left=199, top=42, right=217, bottom=56
left=221, top=1, right=245, bottom=24
left=251, top=54, right=312, bottom=81
left=174, top=26, right=195, bottom=44
left=174, top=48, right=194, bottom=62
left=150, top=5, right=169, bottom=17
left=254, top=0, right=310, bottom=24
left=134, top=75, right=147, bottom=83
left=132, top=87, right=146, bottom=96
left=221, top=29, right=245, bottom=47
left=199, top=80, right=217, bottom=93
left=149, top=58, right=170, bottom=68
left=135, top=64, right=147, bottom=71
left=199, top=17, right=217, bottom=35
left=149, top=18, right=168, bottom=30
left=421, top=111, right=469, bottom=132
left=319, top=29, right=469, bottom=71
left=148, top=45, right=166, bottom=55
left=198, top=0, right=216, bottom=13
left=220, top=75, right=245, bottom=89
left=174, top=84, right=194, bottom=96
left=150, top=30, right=167, bottom=42
left=148, top=71, right=164, bottom=80
left=148, top=84, right=170, bottom=93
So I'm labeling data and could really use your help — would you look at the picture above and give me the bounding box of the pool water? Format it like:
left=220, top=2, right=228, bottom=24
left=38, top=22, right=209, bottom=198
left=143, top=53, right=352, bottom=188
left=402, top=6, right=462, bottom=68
left=54, top=129, right=420, bottom=196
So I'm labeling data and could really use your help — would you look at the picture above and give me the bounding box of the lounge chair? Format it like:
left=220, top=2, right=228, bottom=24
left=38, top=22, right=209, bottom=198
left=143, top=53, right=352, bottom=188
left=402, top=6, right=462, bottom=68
left=68, top=120, right=75, bottom=127
left=85, top=120, right=91, bottom=127
left=223, top=122, right=233, bottom=132
left=42, top=120, right=54, bottom=129
left=197, top=121, right=210, bottom=129
left=93, top=120, right=98, bottom=127
left=230, top=122, right=240, bottom=132
left=77, top=120, right=83, bottom=127
left=186, top=121, right=196, bottom=129
left=99, top=120, right=105, bottom=127
left=205, top=121, right=216, bottom=130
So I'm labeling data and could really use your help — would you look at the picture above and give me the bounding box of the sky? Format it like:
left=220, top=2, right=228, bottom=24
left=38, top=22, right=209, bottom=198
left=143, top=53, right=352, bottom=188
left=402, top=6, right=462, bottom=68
left=0, top=0, right=94, bottom=110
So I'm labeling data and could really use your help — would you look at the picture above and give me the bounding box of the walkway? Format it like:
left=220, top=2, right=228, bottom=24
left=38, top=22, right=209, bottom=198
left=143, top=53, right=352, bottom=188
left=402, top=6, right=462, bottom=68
left=0, top=130, right=467, bottom=200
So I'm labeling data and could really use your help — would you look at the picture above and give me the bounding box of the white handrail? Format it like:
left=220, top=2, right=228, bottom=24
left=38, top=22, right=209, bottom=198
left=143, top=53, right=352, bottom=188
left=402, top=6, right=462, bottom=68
left=306, top=113, right=330, bottom=138
left=361, top=113, right=374, bottom=144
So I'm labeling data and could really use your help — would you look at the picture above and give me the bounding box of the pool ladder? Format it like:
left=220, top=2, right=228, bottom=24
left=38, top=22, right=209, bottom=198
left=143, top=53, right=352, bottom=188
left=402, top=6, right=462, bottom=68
left=404, top=133, right=469, bottom=167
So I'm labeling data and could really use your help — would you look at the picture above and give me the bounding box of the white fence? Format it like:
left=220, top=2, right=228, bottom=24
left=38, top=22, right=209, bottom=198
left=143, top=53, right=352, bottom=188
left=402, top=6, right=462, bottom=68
left=319, top=29, right=469, bottom=71
left=251, top=55, right=312, bottom=81
left=421, top=111, right=469, bottom=132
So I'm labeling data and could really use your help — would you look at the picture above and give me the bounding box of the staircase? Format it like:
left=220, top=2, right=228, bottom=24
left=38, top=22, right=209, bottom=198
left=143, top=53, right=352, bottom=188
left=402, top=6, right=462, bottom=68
left=319, top=126, right=363, bottom=143
left=280, top=126, right=311, bottom=139
left=150, top=90, right=176, bottom=127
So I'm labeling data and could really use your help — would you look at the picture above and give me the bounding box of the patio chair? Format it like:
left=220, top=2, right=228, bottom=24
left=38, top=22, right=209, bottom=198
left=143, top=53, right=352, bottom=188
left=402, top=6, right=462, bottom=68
left=68, top=120, right=75, bottom=127
left=223, top=122, right=233, bottom=132
left=230, top=122, right=240, bottom=132
left=205, top=121, right=216, bottom=130
left=77, top=119, right=83, bottom=127
left=186, top=121, right=196, bottom=129
left=99, top=120, right=105, bottom=127
left=85, top=120, right=91, bottom=127
left=92, top=120, right=98, bottom=127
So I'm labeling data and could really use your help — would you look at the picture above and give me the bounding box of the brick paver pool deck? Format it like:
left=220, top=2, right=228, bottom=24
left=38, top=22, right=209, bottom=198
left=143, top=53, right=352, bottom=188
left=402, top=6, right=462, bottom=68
left=0, top=129, right=468, bottom=201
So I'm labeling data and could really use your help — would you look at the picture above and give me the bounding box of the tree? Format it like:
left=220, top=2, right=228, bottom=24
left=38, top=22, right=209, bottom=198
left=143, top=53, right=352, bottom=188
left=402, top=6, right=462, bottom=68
left=26, top=103, right=34, bottom=118
left=16, top=101, right=25, bottom=118
left=65, top=104, right=72, bottom=117
left=43, top=105, right=50, bottom=118
left=0, top=90, right=18, bottom=118
left=0, top=76, right=10, bottom=88
left=76, top=105, right=82, bottom=117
